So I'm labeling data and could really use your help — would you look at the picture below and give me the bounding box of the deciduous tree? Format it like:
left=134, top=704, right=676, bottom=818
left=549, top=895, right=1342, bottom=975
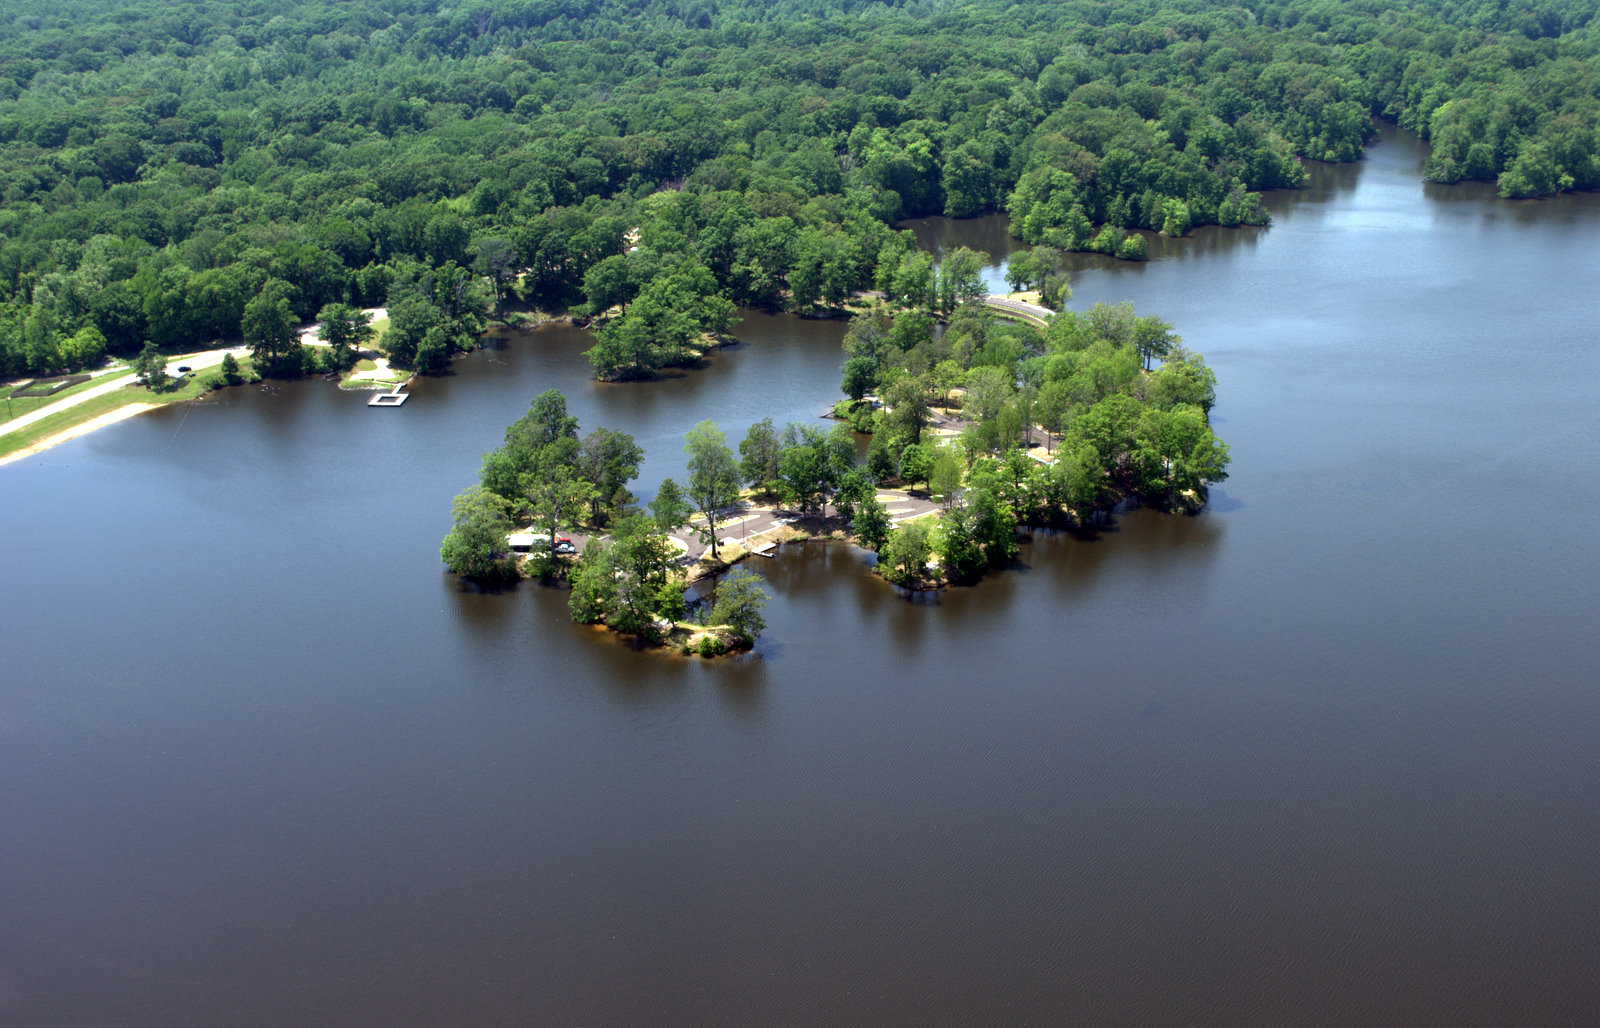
left=710, top=567, right=768, bottom=642
left=243, top=282, right=301, bottom=376
left=132, top=340, right=168, bottom=391
left=852, top=496, right=894, bottom=553
left=440, top=486, right=518, bottom=582
left=651, top=477, right=693, bottom=534
left=879, top=519, right=933, bottom=587
left=738, top=417, right=782, bottom=492
left=684, top=419, right=742, bottom=560
left=316, top=302, right=374, bottom=370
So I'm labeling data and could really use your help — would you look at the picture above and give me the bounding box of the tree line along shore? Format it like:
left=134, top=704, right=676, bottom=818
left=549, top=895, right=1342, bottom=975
left=5, top=0, right=1596, bottom=384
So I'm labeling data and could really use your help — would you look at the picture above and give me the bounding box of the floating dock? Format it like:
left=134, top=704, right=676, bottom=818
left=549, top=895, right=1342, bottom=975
left=369, top=390, right=407, bottom=407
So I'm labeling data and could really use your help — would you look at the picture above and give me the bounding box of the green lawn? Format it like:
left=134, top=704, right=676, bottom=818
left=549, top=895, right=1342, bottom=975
left=338, top=355, right=408, bottom=389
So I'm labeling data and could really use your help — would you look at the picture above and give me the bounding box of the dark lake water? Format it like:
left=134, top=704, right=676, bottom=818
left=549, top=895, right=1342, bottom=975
left=4, top=123, right=1600, bottom=1025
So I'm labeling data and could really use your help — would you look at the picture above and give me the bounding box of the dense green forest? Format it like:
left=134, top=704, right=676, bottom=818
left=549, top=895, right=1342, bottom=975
left=1, top=0, right=1595, bottom=378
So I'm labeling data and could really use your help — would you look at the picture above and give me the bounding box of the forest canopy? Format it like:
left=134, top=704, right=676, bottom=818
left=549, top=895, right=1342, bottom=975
left=2, top=0, right=1595, bottom=377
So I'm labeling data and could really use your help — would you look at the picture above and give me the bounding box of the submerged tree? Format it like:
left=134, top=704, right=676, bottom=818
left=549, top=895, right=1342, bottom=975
left=709, top=567, right=768, bottom=643
left=879, top=519, right=934, bottom=587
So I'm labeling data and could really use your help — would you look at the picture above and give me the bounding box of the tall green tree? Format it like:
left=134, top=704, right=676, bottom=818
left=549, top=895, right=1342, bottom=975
left=777, top=423, right=832, bottom=517
left=243, top=282, right=301, bottom=376
left=651, top=478, right=693, bottom=534
left=738, top=417, right=783, bottom=492
left=882, top=376, right=932, bottom=443
left=132, top=340, right=168, bottom=391
left=936, top=248, right=988, bottom=314
left=852, top=496, right=894, bottom=553
left=935, top=500, right=986, bottom=582
left=684, top=419, right=742, bottom=561
left=930, top=446, right=966, bottom=502
left=568, top=541, right=621, bottom=625
left=833, top=468, right=875, bottom=525
left=527, top=468, right=596, bottom=566
left=576, top=427, right=644, bottom=525
left=879, top=520, right=933, bottom=587
left=474, top=236, right=518, bottom=318
left=898, top=442, right=933, bottom=489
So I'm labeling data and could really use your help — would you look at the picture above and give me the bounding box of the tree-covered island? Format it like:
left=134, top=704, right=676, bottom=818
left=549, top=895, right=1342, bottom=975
left=442, top=285, right=1230, bottom=649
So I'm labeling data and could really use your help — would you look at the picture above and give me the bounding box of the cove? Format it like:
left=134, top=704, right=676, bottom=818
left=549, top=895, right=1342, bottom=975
left=2, top=123, right=1599, bottom=1025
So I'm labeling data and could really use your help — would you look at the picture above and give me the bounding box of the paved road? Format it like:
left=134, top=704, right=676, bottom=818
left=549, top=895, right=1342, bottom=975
left=982, top=295, right=1054, bottom=325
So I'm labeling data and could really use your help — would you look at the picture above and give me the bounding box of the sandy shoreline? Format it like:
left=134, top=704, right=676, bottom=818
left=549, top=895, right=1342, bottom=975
left=0, top=403, right=157, bottom=466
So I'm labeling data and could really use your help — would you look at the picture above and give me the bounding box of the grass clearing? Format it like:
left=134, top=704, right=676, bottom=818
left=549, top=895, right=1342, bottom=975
left=339, top=358, right=377, bottom=389
left=338, top=356, right=409, bottom=389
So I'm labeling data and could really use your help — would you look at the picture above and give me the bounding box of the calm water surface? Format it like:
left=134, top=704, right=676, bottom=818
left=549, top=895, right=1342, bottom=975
left=3, top=124, right=1599, bottom=1025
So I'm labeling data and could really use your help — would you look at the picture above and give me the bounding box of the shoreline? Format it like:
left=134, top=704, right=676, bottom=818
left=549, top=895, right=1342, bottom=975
left=0, top=403, right=157, bottom=466
left=0, top=341, right=249, bottom=464
left=0, top=303, right=395, bottom=466
left=1, top=294, right=1049, bottom=466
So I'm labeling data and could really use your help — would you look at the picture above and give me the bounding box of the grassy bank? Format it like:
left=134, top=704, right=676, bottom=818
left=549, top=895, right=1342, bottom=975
left=0, top=371, right=131, bottom=426
left=0, top=359, right=258, bottom=461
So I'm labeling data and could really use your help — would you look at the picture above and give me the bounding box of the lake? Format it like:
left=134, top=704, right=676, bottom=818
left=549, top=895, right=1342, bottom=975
left=3, top=122, right=1598, bottom=1025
